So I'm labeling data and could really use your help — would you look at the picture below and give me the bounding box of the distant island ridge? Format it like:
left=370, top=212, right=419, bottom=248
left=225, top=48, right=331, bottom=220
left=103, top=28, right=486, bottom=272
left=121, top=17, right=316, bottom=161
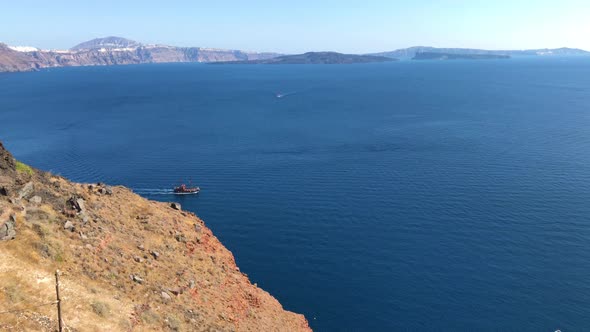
left=214, top=52, right=395, bottom=65
left=1, top=36, right=589, bottom=72
left=412, top=52, right=511, bottom=60
left=370, top=46, right=589, bottom=60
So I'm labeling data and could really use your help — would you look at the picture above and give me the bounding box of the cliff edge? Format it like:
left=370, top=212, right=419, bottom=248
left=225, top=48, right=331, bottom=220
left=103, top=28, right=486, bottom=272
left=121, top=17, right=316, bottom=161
left=0, top=141, right=311, bottom=331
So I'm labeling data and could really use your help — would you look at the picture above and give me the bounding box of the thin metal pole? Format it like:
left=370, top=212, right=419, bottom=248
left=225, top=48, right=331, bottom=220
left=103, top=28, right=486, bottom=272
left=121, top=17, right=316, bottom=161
left=55, top=270, right=63, bottom=332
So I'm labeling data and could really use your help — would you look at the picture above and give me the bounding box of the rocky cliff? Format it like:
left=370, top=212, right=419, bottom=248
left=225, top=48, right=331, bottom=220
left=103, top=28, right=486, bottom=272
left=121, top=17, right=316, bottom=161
left=0, top=141, right=311, bottom=331
left=0, top=43, right=42, bottom=72
left=0, top=37, right=280, bottom=72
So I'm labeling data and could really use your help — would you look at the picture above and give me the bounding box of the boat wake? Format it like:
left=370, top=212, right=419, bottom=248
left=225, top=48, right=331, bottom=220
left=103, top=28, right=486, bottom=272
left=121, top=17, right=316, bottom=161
left=276, top=91, right=296, bottom=98
left=132, top=188, right=175, bottom=195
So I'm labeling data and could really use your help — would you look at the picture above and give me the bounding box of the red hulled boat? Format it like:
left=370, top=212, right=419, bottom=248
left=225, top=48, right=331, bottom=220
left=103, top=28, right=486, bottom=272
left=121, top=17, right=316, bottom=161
left=173, top=183, right=200, bottom=194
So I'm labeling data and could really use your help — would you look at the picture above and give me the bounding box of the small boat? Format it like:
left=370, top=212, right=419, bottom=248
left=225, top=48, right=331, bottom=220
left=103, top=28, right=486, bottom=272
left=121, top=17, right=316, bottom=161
left=173, top=184, right=200, bottom=195
left=276, top=92, right=285, bottom=98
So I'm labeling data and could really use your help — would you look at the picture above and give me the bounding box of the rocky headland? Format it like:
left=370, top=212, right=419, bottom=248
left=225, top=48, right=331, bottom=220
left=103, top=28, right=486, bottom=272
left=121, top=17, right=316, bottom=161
left=0, top=37, right=280, bottom=73
left=0, top=141, right=311, bottom=331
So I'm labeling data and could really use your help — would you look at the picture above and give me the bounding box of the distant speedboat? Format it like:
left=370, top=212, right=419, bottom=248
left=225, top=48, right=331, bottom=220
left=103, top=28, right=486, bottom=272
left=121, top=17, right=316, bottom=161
left=276, top=93, right=285, bottom=98
left=173, top=183, right=200, bottom=195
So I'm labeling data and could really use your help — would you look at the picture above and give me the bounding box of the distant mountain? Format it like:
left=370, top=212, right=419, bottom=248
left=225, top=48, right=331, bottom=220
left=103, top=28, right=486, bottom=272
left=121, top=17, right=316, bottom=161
left=372, top=46, right=590, bottom=60
left=413, top=52, right=510, bottom=60
left=71, top=36, right=142, bottom=51
left=0, top=37, right=281, bottom=72
left=217, top=52, right=396, bottom=64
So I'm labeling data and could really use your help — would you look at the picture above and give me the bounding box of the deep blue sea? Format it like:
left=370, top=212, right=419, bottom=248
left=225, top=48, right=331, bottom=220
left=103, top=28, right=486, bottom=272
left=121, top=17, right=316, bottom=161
left=2, top=58, right=590, bottom=331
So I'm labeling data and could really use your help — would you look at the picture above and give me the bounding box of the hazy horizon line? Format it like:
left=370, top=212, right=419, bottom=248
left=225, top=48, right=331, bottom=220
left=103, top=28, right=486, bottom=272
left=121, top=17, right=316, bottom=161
left=2, top=36, right=589, bottom=54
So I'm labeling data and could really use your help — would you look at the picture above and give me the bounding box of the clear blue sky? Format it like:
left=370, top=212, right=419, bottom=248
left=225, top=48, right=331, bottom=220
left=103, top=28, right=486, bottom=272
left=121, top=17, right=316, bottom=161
left=2, top=0, right=589, bottom=53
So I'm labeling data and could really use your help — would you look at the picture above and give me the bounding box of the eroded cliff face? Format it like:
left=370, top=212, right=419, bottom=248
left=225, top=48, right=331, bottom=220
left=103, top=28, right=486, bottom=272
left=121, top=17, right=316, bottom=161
left=0, top=142, right=311, bottom=331
left=0, top=44, right=41, bottom=72
left=0, top=39, right=280, bottom=72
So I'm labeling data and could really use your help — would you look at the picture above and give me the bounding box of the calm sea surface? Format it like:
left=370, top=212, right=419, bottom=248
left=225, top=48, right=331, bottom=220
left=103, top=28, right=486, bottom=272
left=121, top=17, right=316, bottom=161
left=2, top=58, right=590, bottom=331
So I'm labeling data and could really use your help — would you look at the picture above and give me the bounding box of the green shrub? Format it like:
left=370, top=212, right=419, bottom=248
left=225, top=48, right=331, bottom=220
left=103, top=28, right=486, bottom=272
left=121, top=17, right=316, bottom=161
left=167, top=315, right=182, bottom=331
left=4, top=284, right=24, bottom=303
left=91, top=301, right=111, bottom=317
left=141, top=309, right=160, bottom=324
left=15, top=161, right=34, bottom=175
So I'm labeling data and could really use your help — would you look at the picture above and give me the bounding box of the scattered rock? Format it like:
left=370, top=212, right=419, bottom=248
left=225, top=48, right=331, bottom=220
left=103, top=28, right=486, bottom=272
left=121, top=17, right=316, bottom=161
left=0, top=214, right=16, bottom=241
left=131, top=275, right=144, bottom=284
left=105, top=186, right=113, bottom=195
left=170, top=202, right=182, bottom=211
left=79, top=232, right=88, bottom=240
left=136, top=215, right=149, bottom=224
left=137, top=244, right=145, bottom=251
left=161, top=291, right=172, bottom=302
left=67, top=196, right=87, bottom=214
left=194, top=224, right=202, bottom=233
left=169, top=287, right=183, bottom=296
left=64, top=220, right=75, bottom=232
left=188, top=280, right=196, bottom=289
left=76, top=198, right=87, bottom=214
left=29, top=195, right=42, bottom=205
left=133, top=256, right=143, bottom=263
left=17, top=182, right=34, bottom=200
left=175, top=232, right=187, bottom=243
left=0, top=186, right=9, bottom=196
left=85, top=244, right=94, bottom=250
left=150, top=250, right=160, bottom=260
